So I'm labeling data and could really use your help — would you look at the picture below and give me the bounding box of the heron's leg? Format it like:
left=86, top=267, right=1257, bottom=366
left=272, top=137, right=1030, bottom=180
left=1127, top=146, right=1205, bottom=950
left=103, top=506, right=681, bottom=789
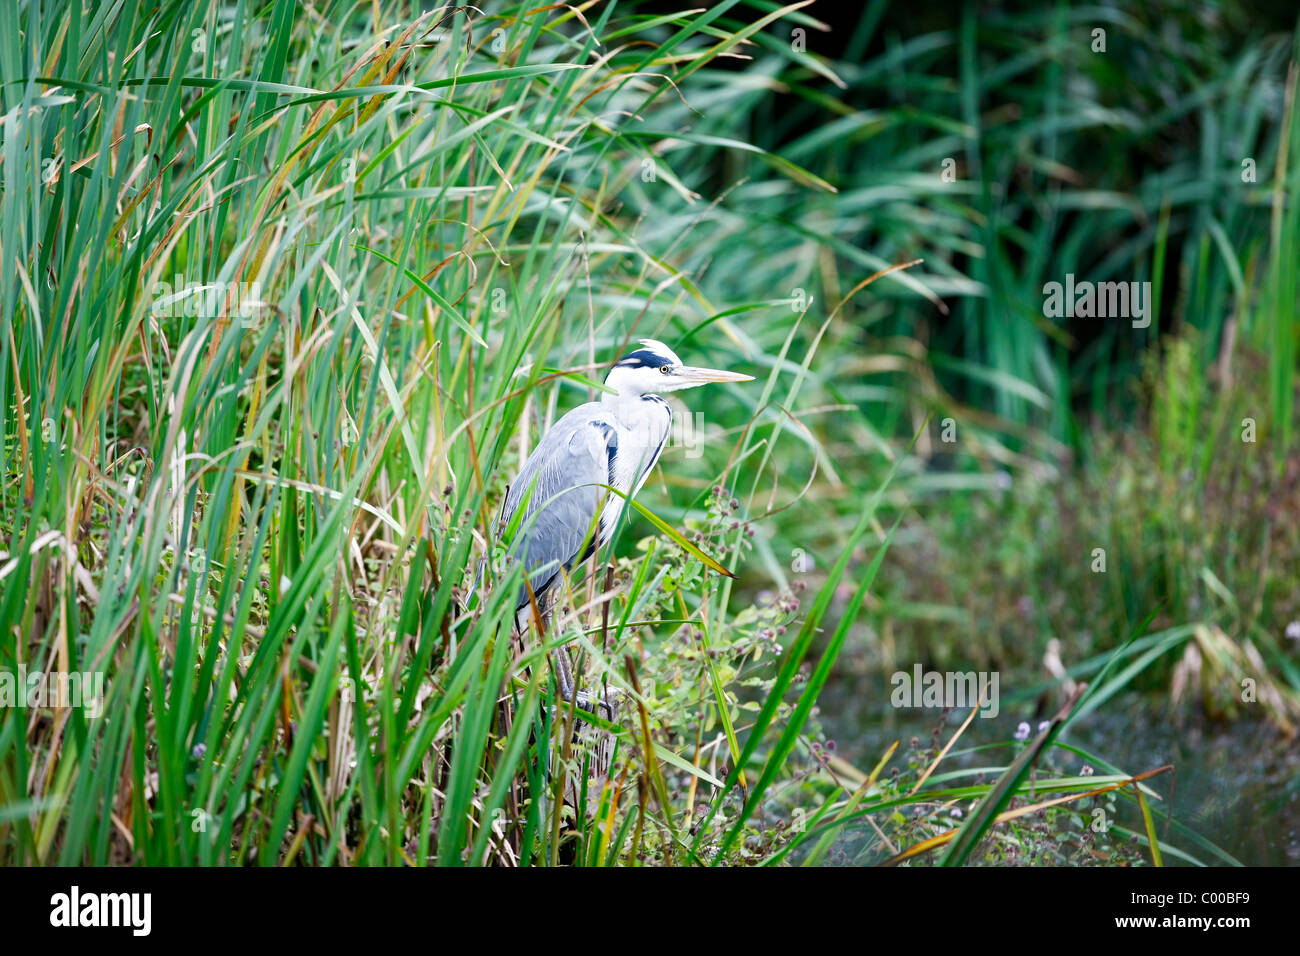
left=552, top=639, right=576, bottom=702
left=531, top=593, right=574, bottom=703
left=551, top=633, right=613, bottom=723
left=541, top=590, right=615, bottom=725
left=544, top=616, right=619, bottom=786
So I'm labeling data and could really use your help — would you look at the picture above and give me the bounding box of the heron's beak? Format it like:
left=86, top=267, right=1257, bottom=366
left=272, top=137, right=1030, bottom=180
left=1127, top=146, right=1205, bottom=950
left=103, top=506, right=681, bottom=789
left=673, top=366, right=755, bottom=386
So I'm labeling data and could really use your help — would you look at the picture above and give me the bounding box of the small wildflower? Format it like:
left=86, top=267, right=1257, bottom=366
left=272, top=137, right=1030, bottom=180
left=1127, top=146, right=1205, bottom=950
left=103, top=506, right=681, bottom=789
left=1081, top=764, right=1094, bottom=776
left=1286, top=621, right=1300, bottom=640
left=1014, top=721, right=1031, bottom=741
left=1037, top=721, right=1050, bottom=734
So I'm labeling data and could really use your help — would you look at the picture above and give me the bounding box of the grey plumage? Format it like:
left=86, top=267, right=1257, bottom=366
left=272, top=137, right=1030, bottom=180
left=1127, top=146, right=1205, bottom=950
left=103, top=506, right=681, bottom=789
left=495, top=341, right=751, bottom=616
left=502, top=405, right=625, bottom=610
left=501, top=392, right=673, bottom=610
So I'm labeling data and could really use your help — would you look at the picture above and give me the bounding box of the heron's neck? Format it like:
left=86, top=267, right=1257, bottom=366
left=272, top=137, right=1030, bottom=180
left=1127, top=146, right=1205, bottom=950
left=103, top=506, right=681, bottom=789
left=603, top=387, right=646, bottom=406
left=601, top=390, right=673, bottom=429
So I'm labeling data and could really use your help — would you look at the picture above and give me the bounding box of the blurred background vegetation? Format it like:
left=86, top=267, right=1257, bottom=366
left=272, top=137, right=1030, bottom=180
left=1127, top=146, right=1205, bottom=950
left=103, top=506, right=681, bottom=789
left=0, top=0, right=1296, bottom=866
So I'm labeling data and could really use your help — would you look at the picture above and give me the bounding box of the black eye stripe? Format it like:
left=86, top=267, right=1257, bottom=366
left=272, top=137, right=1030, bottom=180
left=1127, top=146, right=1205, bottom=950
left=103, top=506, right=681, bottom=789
left=616, top=348, right=671, bottom=369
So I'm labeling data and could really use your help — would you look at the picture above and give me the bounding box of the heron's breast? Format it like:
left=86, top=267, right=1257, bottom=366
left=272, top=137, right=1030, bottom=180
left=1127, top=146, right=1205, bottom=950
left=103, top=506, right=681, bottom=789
left=598, top=401, right=670, bottom=537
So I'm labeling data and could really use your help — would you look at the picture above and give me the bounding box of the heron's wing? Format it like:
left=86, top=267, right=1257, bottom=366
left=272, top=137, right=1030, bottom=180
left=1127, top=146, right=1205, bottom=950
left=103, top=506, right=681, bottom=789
left=500, top=404, right=617, bottom=609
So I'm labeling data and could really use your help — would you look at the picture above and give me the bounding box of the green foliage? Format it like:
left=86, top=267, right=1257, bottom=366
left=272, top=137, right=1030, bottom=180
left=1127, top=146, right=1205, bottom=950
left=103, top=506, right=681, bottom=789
left=0, top=0, right=1293, bottom=867
left=875, top=338, right=1300, bottom=731
left=0, top=0, right=901, bottom=867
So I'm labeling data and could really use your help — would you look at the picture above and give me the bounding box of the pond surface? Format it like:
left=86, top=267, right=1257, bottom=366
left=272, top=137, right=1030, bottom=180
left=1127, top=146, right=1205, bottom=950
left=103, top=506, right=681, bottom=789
left=821, top=682, right=1300, bottom=866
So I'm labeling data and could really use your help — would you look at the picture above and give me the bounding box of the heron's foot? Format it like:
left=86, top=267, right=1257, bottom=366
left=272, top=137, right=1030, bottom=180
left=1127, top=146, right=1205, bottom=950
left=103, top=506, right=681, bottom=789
left=572, top=688, right=618, bottom=724
left=550, top=646, right=618, bottom=729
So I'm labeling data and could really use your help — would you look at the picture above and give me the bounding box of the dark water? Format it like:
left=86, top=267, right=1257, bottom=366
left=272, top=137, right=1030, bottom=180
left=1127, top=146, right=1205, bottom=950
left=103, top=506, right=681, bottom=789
left=821, top=684, right=1300, bottom=866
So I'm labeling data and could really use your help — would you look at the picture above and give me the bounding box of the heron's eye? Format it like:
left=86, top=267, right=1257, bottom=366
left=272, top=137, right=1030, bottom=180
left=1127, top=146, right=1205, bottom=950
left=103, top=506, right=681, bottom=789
left=659, top=365, right=673, bottom=375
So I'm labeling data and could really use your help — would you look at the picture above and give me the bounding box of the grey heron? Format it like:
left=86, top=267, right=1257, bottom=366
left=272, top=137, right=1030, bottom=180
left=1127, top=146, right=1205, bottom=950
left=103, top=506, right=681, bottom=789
left=495, top=338, right=753, bottom=716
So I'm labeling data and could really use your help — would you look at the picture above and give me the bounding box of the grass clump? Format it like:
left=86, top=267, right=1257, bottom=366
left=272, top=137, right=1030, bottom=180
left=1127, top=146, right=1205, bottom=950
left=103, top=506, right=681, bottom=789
left=1, top=0, right=1292, bottom=868
left=872, top=337, right=1300, bottom=733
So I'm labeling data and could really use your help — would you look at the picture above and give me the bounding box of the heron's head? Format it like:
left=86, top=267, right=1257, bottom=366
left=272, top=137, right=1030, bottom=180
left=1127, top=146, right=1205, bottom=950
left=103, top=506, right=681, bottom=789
left=604, top=339, right=754, bottom=397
